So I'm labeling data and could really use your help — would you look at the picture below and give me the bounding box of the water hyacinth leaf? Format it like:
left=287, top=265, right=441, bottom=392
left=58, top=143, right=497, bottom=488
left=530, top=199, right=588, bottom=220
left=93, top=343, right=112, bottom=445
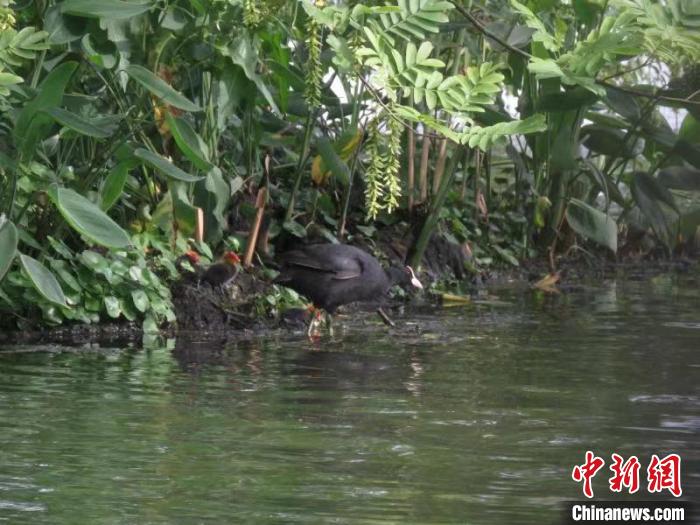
left=566, top=198, right=617, bottom=253
left=134, top=148, right=204, bottom=182
left=0, top=221, right=18, bottom=282
left=48, top=186, right=132, bottom=248
left=61, top=0, right=152, bottom=20
left=19, top=254, right=67, bottom=306
left=43, top=107, right=111, bottom=138
left=165, top=114, right=211, bottom=170
left=125, top=65, right=200, bottom=112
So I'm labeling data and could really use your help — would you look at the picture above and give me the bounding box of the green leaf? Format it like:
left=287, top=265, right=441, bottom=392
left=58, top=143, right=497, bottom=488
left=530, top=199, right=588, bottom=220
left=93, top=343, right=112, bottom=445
left=316, top=138, right=350, bottom=186
left=13, top=61, right=78, bottom=161
left=657, top=166, right=700, bottom=191
left=582, top=125, right=644, bottom=158
left=566, top=198, right=617, bottom=253
left=142, top=314, right=159, bottom=333
left=193, top=167, right=229, bottom=243
left=47, top=185, right=132, bottom=248
left=283, top=220, right=307, bottom=238
left=134, top=148, right=204, bottom=182
left=19, top=253, right=67, bottom=306
left=101, top=160, right=134, bottom=210
left=222, top=37, right=280, bottom=115
left=165, top=114, right=212, bottom=170
left=537, top=87, right=599, bottom=112
left=131, top=289, right=149, bottom=313
left=104, top=296, right=121, bottom=318
left=43, top=107, right=112, bottom=138
left=125, top=65, right=200, bottom=112
left=631, top=172, right=678, bottom=249
left=0, top=221, right=18, bottom=282
left=61, top=0, right=152, bottom=19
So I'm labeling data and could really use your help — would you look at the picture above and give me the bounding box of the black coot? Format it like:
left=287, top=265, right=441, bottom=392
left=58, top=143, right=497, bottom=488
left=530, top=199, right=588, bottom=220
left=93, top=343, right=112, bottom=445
left=275, top=244, right=422, bottom=315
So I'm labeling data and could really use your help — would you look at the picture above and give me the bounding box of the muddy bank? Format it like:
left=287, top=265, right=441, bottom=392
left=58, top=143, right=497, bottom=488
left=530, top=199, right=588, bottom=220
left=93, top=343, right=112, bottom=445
left=1, top=238, right=697, bottom=346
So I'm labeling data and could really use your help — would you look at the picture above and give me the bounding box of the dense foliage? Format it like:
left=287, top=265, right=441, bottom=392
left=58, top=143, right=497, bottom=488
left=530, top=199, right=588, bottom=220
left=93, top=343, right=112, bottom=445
left=1, top=0, right=699, bottom=330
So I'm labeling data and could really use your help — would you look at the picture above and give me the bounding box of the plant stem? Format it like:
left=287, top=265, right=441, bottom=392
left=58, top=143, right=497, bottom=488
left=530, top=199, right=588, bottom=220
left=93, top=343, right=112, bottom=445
left=407, top=125, right=415, bottom=212
left=418, top=133, right=431, bottom=204
left=284, top=110, right=316, bottom=223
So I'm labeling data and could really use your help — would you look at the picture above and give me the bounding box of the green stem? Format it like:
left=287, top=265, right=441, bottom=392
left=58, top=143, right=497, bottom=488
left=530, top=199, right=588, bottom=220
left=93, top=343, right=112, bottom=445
left=284, top=110, right=316, bottom=222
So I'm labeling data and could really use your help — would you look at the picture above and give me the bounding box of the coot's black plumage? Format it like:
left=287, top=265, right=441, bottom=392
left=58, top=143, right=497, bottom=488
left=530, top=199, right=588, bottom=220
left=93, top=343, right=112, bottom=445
left=275, top=244, right=421, bottom=314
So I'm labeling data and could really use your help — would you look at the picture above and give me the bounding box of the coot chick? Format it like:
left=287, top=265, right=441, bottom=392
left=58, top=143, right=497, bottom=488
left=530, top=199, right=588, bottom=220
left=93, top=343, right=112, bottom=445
left=175, top=250, right=203, bottom=283
left=275, top=243, right=422, bottom=333
left=202, top=251, right=241, bottom=288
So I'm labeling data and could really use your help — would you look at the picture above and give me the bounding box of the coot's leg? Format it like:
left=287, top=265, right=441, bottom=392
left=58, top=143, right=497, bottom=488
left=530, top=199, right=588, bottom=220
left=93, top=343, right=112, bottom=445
left=307, top=307, right=323, bottom=337
left=376, top=307, right=395, bottom=327
left=324, top=312, right=333, bottom=336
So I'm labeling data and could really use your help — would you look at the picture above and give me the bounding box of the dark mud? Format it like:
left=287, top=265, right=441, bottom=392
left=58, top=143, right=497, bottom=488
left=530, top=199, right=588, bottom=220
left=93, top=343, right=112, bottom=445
left=1, top=236, right=697, bottom=347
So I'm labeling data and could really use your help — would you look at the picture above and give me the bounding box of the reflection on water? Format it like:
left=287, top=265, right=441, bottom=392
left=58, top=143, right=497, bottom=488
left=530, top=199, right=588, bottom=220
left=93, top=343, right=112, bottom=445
left=0, top=275, right=699, bottom=524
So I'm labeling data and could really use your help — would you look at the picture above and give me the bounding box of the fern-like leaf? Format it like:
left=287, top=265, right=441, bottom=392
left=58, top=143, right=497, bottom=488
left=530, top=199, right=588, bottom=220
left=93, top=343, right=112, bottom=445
left=367, top=0, right=453, bottom=44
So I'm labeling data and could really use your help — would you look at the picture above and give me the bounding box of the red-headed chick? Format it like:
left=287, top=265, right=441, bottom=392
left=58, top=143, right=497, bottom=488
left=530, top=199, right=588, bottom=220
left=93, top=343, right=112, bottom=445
left=202, top=251, right=241, bottom=288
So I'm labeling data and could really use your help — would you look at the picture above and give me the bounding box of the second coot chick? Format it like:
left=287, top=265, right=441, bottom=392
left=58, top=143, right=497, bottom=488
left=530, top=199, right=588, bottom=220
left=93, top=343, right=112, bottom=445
left=202, top=251, right=241, bottom=288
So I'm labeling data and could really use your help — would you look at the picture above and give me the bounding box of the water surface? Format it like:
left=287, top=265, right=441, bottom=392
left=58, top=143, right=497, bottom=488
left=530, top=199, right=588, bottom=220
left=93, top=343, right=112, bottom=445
left=1, top=274, right=698, bottom=523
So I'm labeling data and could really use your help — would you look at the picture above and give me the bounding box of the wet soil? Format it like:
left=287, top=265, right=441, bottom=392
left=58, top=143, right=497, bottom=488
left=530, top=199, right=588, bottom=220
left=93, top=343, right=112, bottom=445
left=1, top=235, right=697, bottom=346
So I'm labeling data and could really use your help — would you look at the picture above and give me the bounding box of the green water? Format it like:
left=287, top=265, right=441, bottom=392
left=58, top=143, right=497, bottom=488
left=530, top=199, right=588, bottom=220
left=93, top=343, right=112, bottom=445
left=1, top=275, right=698, bottom=524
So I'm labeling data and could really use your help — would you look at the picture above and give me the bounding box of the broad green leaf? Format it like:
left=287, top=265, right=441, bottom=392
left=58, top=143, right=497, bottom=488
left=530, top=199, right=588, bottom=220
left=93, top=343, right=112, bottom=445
left=632, top=172, right=678, bottom=212
left=44, top=5, right=88, bottom=44
left=658, top=166, right=700, bottom=191
left=566, top=198, right=617, bottom=253
left=171, top=182, right=198, bottom=236
left=101, top=160, right=134, bottom=210
left=537, top=87, right=599, bottom=112
left=193, top=167, right=229, bottom=243
left=222, top=37, right=280, bottom=115
left=125, top=65, right=200, bottom=112
left=632, top=172, right=678, bottom=249
left=61, top=0, right=152, bottom=19
left=43, top=107, right=111, bottom=138
left=283, top=220, right=307, bottom=238
left=131, top=289, right=149, bottom=313
left=605, top=87, right=640, bottom=121
left=679, top=113, right=700, bottom=144
left=13, top=62, right=78, bottom=160
left=0, top=221, right=18, bottom=282
left=316, top=138, right=350, bottom=186
left=582, top=125, right=644, bottom=158
left=104, top=296, right=121, bottom=318
left=165, top=114, right=211, bottom=170
left=678, top=208, right=700, bottom=241
left=48, top=186, right=131, bottom=248
left=19, top=253, right=67, bottom=306
left=134, top=148, right=204, bottom=182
